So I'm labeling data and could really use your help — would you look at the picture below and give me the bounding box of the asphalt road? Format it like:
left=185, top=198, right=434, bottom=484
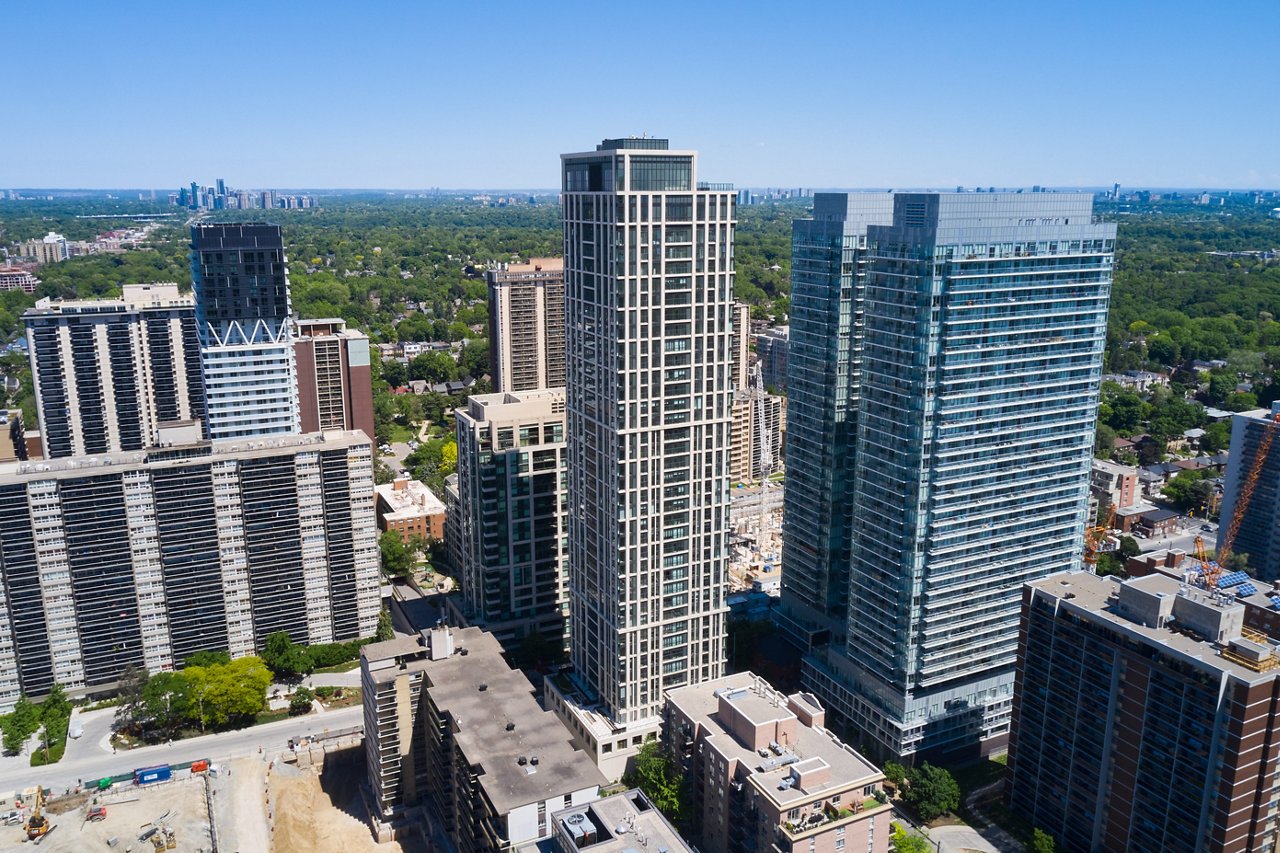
left=0, top=704, right=363, bottom=796
left=1136, top=518, right=1219, bottom=558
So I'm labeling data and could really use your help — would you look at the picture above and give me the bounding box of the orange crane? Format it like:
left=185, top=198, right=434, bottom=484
left=1197, top=411, right=1280, bottom=589
left=1084, top=504, right=1117, bottom=570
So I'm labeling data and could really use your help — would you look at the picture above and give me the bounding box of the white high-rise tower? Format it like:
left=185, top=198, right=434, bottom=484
left=552, top=138, right=734, bottom=774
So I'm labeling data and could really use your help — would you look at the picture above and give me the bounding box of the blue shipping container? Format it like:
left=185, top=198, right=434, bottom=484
left=134, top=765, right=172, bottom=785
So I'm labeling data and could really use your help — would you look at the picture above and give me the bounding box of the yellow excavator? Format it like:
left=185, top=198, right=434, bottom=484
left=25, top=786, right=48, bottom=840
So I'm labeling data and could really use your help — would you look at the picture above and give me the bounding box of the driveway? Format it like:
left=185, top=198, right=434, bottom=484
left=928, top=825, right=1005, bottom=853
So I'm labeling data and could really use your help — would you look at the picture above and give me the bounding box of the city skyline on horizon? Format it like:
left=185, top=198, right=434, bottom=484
left=4, top=1, right=1276, bottom=190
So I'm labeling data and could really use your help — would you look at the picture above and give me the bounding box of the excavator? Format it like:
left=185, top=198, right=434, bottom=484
left=25, top=786, right=48, bottom=840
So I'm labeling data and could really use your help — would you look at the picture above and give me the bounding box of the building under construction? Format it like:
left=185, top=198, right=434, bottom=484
left=1009, top=570, right=1280, bottom=852
left=1218, top=405, right=1280, bottom=581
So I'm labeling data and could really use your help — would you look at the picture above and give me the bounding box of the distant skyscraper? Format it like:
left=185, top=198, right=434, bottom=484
left=800, top=193, right=1114, bottom=759
left=486, top=258, right=566, bottom=392
left=24, top=284, right=206, bottom=458
left=190, top=223, right=300, bottom=439
left=779, top=195, right=894, bottom=647
left=294, top=318, right=375, bottom=440
left=551, top=137, right=734, bottom=773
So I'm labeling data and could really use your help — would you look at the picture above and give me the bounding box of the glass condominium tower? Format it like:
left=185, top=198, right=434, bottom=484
left=800, top=192, right=1115, bottom=760
left=780, top=194, right=894, bottom=648
left=562, top=138, right=733, bottom=726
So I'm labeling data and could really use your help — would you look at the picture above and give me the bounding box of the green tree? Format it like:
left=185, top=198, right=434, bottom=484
left=904, top=763, right=960, bottom=822
left=408, top=351, right=457, bottom=384
left=376, top=607, right=395, bottom=642
left=1096, top=552, right=1125, bottom=578
left=40, top=684, right=70, bottom=724
left=1163, top=469, right=1212, bottom=512
left=459, top=339, right=490, bottom=378
left=1200, top=421, right=1232, bottom=453
left=290, top=686, right=315, bottom=716
left=142, top=672, right=192, bottom=738
left=889, top=824, right=932, bottom=853
left=1224, top=391, right=1259, bottom=412
left=261, top=632, right=313, bottom=679
left=381, top=358, right=407, bottom=388
left=380, top=530, right=414, bottom=577
left=3, top=695, right=39, bottom=754
left=114, top=664, right=149, bottom=731
left=1094, top=423, right=1118, bottom=458
left=184, top=650, right=231, bottom=668
left=1031, top=827, right=1057, bottom=853
left=186, top=657, right=272, bottom=729
left=1118, top=536, right=1141, bottom=559
left=623, top=740, right=687, bottom=823
left=882, top=760, right=907, bottom=789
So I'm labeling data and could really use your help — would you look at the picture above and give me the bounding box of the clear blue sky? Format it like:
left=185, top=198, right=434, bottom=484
left=4, top=0, right=1276, bottom=189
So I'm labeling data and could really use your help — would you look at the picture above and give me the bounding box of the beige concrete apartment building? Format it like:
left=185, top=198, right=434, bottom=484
left=665, top=672, right=890, bottom=853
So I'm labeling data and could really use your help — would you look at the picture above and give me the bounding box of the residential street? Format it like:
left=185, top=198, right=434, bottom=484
left=0, top=700, right=362, bottom=797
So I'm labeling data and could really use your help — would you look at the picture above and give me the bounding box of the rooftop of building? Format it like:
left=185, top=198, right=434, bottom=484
left=665, top=672, right=883, bottom=809
left=459, top=388, right=567, bottom=427
left=1127, top=548, right=1280, bottom=618
left=375, top=476, right=447, bottom=518
left=365, top=627, right=605, bottom=815
left=1091, top=458, right=1138, bottom=476
left=551, top=790, right=693, bottom=853
left=0, top=429, right=371, bottom=481
left=25, top=283, right=191, bottom=316
left=1028, top=571, right=1280, bottom=684
left=294, top=317, right=367, bottom=339
left=487, top=257, right=564, bottom=278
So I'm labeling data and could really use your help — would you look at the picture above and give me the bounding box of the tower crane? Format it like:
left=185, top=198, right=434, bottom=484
left=1084, top=504, right=1117, bottom=571
left=753, top=366, right=774, bottom=539
left=1195, top=411, right=1280, bottom=589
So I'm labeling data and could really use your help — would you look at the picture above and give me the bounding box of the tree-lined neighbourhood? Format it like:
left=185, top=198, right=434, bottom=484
left=2, top=190, right=1278, bottom=850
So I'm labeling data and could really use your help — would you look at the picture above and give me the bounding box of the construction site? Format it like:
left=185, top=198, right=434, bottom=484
left=727, top=363, right=785, bottom=599
left=0, top=768, right=212, bottom=853
left=0, top=739, right=417, bottom=853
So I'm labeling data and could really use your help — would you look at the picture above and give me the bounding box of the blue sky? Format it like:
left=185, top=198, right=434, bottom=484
left=3, top=0, right=1277, bottom=189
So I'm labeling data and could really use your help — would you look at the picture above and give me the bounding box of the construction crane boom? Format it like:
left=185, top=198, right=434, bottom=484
left=1084, top=504, right=1117, bottom=570
left=1196, top=411, right=1280, bottom=589
left=753, top=367, right=773, bottom=536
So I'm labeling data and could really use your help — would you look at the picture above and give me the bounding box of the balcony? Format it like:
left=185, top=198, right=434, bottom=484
left=777, top=797, right=890, bottom=841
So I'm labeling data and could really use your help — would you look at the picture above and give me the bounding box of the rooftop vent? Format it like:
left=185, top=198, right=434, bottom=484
left=517, top=756, right=527, bottom=766
left=478, top=683, right=488, bottom=692
left=530, top=756, right=539, bottom=766
left=505, top=721, right=516, bottom=731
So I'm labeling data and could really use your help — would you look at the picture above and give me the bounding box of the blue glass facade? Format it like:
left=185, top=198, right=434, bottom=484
left=798, top=193, right=1115, bottom=758
left=780, top=194, right=893, bottom=645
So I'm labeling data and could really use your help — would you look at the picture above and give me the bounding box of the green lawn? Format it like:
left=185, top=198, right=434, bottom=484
left=385, top=423, right=415, bottom=444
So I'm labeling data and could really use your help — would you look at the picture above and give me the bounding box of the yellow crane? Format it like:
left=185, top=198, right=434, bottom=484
left=1084, top=505, right=1117, bottom=570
